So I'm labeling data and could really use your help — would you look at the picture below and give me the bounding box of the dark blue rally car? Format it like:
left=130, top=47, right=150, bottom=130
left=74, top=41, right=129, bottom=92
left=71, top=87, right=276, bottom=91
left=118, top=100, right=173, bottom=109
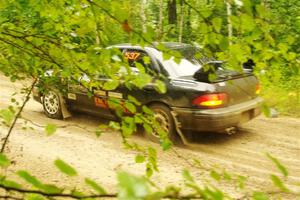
left=33, top=43, right=263, bottom=143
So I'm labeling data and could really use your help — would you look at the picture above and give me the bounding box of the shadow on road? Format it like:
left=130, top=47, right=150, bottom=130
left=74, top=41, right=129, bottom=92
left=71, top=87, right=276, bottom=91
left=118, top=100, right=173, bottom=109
left=30, top=109, right=255, bottom=148
left=183, top=127, right=254, bottom=145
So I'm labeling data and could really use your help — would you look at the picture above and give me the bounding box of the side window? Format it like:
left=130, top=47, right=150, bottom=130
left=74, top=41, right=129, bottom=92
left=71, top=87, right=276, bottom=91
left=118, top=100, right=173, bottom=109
left=123, top=49, right=152, bottom=71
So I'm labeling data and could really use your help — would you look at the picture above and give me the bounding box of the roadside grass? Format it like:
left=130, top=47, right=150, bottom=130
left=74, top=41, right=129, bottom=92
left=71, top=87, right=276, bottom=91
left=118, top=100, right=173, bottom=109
left=261, top=85, right=300, bottom=117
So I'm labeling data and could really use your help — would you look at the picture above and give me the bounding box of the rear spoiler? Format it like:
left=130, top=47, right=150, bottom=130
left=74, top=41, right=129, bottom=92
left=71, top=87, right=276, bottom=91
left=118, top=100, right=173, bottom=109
left=193, top=61, right=223, bottom=83
left=242, top=59, right=255, bottom=73
left=193, top=60, right=255, bottom=83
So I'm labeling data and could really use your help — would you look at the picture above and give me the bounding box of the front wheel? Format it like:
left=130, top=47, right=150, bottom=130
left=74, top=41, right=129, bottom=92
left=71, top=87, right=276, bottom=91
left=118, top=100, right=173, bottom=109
left=143, top=104, right=180, bottom=144
left=42, top=90, right=63, bottom=119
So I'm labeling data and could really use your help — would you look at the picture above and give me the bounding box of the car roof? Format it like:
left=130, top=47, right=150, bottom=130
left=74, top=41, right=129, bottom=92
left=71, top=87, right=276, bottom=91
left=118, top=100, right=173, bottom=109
left=111, top=42, right=193, bottom=51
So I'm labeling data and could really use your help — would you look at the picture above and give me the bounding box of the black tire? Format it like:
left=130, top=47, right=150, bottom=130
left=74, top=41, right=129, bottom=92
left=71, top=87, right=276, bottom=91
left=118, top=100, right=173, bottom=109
left=144, top=104, right=180, bottom=144
left=42, top=90, right=63, bottom=119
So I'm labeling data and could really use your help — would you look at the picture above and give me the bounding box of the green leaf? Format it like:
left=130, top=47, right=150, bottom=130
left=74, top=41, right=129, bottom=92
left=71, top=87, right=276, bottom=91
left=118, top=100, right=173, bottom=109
left=95, top=129, right=102, bottom=137
left=155, top=80, right=166, bottom=93
left=95, top=123, right=107, bottom=137
left=202, top=187, right=224, bottom=200
left=17, top=171, right=61, bottom=194
left=128, top=95, right=141, bottom=106
left=182, top=170, right=194, bottom=182
left=161, top=138, right=172, bottom=151
left=212, top=17, right=222, bottom=32
left=162, top=52, right=172, bottom=61
left=17, top=171, right=43, bottom=188
left=266, top=153, right=288, bottom=177
left=219, top=36, right=229, bottom=51
left=103, top=80, right=119, bottom=91
left=146, top=163, right=153, bottom=177
left=208, top=73, right=217, bottom=82
left=118, top=172, right=150, bottom=199
left=0, top=153, right=10, bottom=167
left=124, top=101, right=136, bottom=113
left=121, top=124, right=134, bottom=137
left=109, top=121, right=121, bottom=130
left=222, top=170, right=232, bottom=181
left=135, top=154, right=145, bottom=163
left=143, top=123, right=153, bottom=134
left=85, top=178, right=106, bottom=194
left=237, top=175, right=247, bottom=189
left=270, top=174, right=289, bottom=192
left=132, top=74, right=152, bottom=88
left=2, top=179, right=22, bottom=189
left=41, top=184, right=62, bottom=194
left=210, top=170, right=221, bottom=181
left=24, top=194, right=46, bottom=200
left=0, top=108, right=14, bottom=125
left=240, top=14, right=256, bottom=32
left=201, top=9, right=212, bottom=18
left=142, top=106, right=153, bottom=115
left=262, top=104, right=271, bottom=117
left=252, top=192, right=269, bottom=200
left=147, top=147, right=157, bottom=170
left=54, top=159, right=77, bottom=176
left=134, top=114, right=143, bottom=124
left=45, top=124, right=57, bottom=136
left=71, top=190, right=85, bottom=198
left=121, top=117, right=136, bottom=137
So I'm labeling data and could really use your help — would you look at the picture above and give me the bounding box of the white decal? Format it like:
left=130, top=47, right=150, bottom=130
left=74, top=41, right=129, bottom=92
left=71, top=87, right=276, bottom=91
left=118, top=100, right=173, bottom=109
left=67, top=93, right=77, bottom=100
left=95, top=90, right=106, bottom=96
left=108, top=92, right=123, bottom=99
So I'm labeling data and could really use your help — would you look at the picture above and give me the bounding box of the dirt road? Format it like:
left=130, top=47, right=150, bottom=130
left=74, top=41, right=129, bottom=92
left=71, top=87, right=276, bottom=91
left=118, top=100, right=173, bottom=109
left=0, top=74, right=299, bottom=199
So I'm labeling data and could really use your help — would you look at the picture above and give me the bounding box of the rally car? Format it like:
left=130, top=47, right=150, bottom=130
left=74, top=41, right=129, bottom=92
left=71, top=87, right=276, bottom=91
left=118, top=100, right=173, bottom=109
left=33, top=42, right=263, bottom=143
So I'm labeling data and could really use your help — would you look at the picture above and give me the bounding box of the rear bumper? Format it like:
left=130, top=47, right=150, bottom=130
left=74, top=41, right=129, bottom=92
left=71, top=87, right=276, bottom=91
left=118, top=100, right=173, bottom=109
left=171, top=97, right=263, bottom=132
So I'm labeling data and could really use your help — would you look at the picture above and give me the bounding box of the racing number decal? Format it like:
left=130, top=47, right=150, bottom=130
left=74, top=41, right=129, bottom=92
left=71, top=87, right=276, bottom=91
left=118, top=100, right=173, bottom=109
left=94, top=97, right=108, bottom=108
left=94, top=96, right=131, bottom=114
left=94, top=90, right=129, bottom=113
left=124, top=52, right=141, bottom=60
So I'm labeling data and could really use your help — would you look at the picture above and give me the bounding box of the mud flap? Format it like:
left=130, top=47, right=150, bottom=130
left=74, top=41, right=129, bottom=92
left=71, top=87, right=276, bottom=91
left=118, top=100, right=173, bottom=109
left=170, top=111, right=198, bottom=147
left=58, top=94, right=72, bottom=119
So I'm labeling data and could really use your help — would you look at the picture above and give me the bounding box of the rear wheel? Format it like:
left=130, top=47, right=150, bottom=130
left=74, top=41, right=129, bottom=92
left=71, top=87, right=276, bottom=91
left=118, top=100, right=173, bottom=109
left=144, top=104, right=180, bottom=144
left=43, top=90, right=63, bottom=119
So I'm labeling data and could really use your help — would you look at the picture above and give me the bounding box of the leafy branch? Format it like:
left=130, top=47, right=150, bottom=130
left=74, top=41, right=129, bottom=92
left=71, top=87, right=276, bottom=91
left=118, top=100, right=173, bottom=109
left=0, top=79, right=37, bottom=153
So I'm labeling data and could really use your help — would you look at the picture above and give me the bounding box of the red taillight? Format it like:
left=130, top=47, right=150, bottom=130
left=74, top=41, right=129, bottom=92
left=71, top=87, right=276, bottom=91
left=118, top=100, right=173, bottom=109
left=192, top=93, right=228, bottom=108
left=256, top=83, right=261, bottom=95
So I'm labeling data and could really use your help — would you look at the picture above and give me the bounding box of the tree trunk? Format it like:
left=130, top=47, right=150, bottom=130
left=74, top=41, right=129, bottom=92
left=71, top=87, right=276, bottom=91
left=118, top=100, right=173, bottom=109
left=158, top=0, right=164, bottom=40
left=185, top=3, right=191, bottom=42
left=141, top=0, right=147, bottom=33
left=168, top=0, right=177, bottom=25
left=225, top=0, right=233, bottom=45
left=178, top=0, right=184, bottom=42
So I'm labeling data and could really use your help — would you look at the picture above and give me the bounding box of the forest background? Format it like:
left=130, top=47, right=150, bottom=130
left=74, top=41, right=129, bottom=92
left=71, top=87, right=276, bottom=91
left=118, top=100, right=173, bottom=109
left=0, top=0, right=299, bottom=199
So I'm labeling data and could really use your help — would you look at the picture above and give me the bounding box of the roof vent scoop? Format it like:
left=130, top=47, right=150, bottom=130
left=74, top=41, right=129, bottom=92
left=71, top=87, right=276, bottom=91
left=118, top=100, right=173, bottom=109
left=193, top=61, right=222, bottom=83
left=242, top=59, right=255, bottom=73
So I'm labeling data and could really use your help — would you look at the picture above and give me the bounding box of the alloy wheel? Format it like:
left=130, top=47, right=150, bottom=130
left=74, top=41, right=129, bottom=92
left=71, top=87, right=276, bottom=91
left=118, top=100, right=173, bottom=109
left=43, top=91, right=60, bottom=115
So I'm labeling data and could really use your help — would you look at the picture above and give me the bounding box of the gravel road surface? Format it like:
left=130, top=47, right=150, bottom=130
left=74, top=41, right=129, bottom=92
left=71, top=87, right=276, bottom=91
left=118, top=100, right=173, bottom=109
left=0, top=74, right=299, bottom=199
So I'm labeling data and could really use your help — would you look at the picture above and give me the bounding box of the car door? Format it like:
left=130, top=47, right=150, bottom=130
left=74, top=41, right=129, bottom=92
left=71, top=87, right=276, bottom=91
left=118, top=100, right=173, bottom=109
left=65, top=73, right=115, bottom=118
left=90, top=48, right=158, bottom=115
left=121, top=48, right=159, bottom=107
left=66, top=48, right=158, bottom=117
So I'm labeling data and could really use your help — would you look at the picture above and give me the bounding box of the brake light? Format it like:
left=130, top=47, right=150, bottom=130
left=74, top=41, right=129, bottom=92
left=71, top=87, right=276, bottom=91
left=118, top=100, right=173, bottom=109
left=256, top=83, right=261, bottom=95
left=192, top=93, right=228, bottom=108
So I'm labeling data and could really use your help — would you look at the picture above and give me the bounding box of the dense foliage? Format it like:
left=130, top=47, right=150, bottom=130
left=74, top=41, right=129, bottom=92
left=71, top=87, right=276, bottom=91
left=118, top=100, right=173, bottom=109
left=0, top=0, right=299, bottom=199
